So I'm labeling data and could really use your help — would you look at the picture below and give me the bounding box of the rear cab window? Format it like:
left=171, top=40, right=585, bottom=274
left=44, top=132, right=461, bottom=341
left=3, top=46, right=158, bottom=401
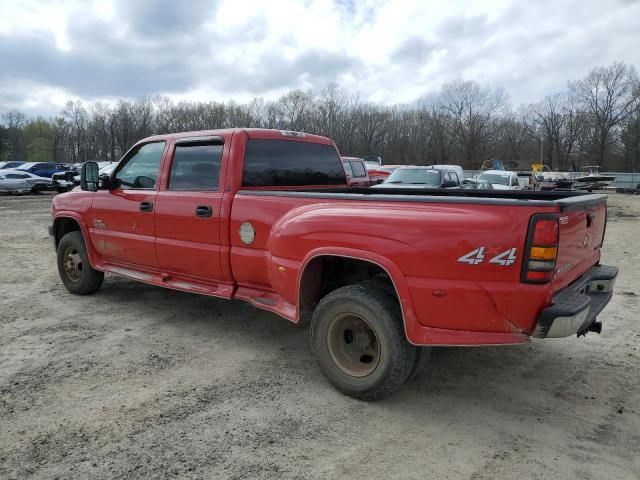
left=243, top=139, right=346, bottom=187
left=352, top=161, right=367, bottom=178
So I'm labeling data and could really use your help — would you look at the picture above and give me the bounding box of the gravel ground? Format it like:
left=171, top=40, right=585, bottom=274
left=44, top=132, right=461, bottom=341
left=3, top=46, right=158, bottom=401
left=1, top=192, right=639, bottom=480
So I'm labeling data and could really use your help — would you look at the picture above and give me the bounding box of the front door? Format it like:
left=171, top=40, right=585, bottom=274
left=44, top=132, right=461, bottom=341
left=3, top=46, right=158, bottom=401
left=90, top=141, right=166, bottom=269
left=154, top=138, right=225, bottom=282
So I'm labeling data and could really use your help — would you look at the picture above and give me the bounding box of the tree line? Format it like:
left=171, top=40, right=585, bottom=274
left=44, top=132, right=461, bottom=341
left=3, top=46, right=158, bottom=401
left=1, top=61, right=639, bottom=171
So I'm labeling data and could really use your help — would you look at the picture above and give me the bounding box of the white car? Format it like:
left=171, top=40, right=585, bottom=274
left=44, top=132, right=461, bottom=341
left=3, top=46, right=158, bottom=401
left=73, top=162, right=117, bottom=184
left=0, top=169, right=52, bottom=193
left=477, top=170, right=521, bottom=190
left=427, top=164, right=465, bottom=183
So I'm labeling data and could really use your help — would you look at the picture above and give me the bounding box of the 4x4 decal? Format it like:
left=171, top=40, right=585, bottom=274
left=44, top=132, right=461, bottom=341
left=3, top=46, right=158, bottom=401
left=458, top=247, right=517, bottom=266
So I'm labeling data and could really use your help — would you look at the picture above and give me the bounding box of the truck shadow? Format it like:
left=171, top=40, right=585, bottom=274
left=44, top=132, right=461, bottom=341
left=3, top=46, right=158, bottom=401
left=94, top=277, right=603, bottom=410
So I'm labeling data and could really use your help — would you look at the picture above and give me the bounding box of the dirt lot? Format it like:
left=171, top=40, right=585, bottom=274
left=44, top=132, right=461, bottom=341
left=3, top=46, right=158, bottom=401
left=1, top=192, right=639, bottom=479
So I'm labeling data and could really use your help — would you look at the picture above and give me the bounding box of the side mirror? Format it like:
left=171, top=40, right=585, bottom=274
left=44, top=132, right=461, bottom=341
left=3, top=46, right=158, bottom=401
left=376, top=178, right=384, bottom=184
left=442, top=180, right=457, bottom=188
left=99, top=173, right=117, bottom=190
left=80, top=161, right=99, bottom=192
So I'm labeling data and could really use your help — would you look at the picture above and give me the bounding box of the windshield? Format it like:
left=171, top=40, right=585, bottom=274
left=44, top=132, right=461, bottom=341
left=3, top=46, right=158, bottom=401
left=479, top=173, right=509, bottom=185
left=385, top=169, right=440, bottom=185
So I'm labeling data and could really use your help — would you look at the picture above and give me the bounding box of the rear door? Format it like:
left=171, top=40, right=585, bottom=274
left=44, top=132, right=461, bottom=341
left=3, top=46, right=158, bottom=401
left=553, top=196, right=607, bottom=291
left=90, top=141, right=166, bottom=268
left=154, top=136, right=226, bottom=282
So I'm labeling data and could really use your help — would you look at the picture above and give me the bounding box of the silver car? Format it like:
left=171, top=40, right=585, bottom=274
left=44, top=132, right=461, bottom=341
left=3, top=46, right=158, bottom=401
left=0, top=172, right=31, bottom=194
left=0, top=169, right=52, bottom=193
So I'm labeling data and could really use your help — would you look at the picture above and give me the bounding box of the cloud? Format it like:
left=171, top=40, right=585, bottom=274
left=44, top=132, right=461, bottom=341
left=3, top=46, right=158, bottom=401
left=0, top=0, right=639, bottom=116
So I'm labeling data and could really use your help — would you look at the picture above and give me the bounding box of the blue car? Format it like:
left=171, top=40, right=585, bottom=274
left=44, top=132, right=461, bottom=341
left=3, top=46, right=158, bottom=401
left=16, top=162, right=62, bottom=178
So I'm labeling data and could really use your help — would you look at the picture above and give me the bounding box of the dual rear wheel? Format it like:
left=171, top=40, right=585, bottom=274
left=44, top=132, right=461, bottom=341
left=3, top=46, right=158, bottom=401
left=57, top=231, right=425, bottom=400
left=311, top=283, right=428, bottom=401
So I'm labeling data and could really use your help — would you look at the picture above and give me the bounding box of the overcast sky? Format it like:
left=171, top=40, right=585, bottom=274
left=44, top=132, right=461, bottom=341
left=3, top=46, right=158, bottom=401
left=1, top=0, right=639, bottom=117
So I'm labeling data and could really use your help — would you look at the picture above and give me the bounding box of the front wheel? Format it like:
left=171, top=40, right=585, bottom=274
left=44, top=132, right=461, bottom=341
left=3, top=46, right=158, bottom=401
left=57, top=231, right=104, bottom=295
left=311, top=283, right=416, bottom=400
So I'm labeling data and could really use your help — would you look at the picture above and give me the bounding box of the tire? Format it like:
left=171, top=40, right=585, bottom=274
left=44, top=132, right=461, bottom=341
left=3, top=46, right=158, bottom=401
left=311, top=283, right=416, bottom=400
left=409, top=347, right=432, bottom=379
left=56, top=187, right=68, bottom=194
left=57, top=231, right=104, bottom=295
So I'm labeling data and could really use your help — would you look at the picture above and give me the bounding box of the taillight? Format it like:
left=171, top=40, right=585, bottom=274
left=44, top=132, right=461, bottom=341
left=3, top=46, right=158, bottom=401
left=521, top=215, right=559, bottom=284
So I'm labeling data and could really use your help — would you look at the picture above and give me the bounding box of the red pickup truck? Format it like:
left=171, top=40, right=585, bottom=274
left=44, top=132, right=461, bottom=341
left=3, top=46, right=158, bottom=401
left=50, top=129, right=617, bottom=400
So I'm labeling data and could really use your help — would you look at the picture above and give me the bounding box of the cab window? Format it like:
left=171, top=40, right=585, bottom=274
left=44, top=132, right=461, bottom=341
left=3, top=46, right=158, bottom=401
left=343, top=161, right=353, bottom=178
left=168, top=142, right=223, bottom=191
left=115, top=142, right=166, bottom=189
left=352, top=161, right=367, bottom=178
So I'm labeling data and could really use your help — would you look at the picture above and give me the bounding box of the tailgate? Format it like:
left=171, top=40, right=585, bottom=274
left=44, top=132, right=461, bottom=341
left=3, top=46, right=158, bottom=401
left=552, top=195, right=607, bottom=291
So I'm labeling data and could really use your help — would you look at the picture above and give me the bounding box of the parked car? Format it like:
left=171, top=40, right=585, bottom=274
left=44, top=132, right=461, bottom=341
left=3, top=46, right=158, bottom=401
left=373, top=166, right=461, bottom=189
left=427, top=164, right=465, bottom=182
left=341, top=157, right=372, bottom=187
left=0, top=161, right=26, bottom=170
left=477, top=170, right=521, bottom=190
left=50, top=128, right=617, bottom=400
left=367, top=165, right=403, bottom=184
left=71, top=162, right=117, bottom=184
left=16, top=162, right=63, bottom=178
left=0, top=172, right=31, bottom=194
left=52, top=170, right=80, bottom=193
left=1, top=169, right=53, bottom=193
left=461, top=178, right=494, bottom=190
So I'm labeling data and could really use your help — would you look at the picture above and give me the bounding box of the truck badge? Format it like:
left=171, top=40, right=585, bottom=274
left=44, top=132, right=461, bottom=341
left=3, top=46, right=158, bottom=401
left=458, top=247, right=517, bottom=266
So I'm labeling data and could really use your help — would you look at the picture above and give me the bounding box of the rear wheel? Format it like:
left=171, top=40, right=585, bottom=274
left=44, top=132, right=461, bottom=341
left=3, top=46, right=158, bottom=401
left=57, top=231, right=104, bottom=295
left=311, top=283, right=416, bottom=400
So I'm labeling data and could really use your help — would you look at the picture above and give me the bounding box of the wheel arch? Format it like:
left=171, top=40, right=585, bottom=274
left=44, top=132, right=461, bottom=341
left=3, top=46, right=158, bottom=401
left=52, top=215, right=82, bottom=248
left=52, top=213, right=102, bottom=270
left=296, top=248, right=420, bottom=343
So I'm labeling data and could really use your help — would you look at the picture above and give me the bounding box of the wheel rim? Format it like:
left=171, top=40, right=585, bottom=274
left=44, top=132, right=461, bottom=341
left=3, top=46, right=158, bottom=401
left=63, top=246, right=83, bottom=282
left=327, top=313, right=381, bottom=377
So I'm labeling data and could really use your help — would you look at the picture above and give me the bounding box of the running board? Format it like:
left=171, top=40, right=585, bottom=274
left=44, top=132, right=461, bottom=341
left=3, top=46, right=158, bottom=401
left=99, top=263, right=298, bottom=322
left=101, top=264, right=234, bottom=299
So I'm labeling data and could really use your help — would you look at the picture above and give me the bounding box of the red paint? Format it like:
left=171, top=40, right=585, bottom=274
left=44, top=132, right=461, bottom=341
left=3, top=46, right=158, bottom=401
left=52, top=128, right=610, bottom=346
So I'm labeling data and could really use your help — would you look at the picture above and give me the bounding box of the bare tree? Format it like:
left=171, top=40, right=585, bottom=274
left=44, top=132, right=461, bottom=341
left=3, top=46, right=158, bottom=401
left=2, top=62, right=640, bottom=170
left=569, top=62, right=640, bottom=168
left=438, top=80, right=509, bottom=168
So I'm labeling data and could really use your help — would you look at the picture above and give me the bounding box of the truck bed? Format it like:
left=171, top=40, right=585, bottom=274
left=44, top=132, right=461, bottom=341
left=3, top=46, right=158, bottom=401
left=240, top=187, right=606, bottom=210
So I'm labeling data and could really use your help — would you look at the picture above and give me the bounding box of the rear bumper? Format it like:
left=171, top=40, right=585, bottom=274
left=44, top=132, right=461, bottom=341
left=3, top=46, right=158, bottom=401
left=532, top=264, right=618, bottom=338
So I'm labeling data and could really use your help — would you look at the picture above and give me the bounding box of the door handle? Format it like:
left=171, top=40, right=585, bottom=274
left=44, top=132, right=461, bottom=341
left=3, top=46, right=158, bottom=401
left=139, top=201, right=153, bottom=212
left=195, top=205, right=213, bottom=218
